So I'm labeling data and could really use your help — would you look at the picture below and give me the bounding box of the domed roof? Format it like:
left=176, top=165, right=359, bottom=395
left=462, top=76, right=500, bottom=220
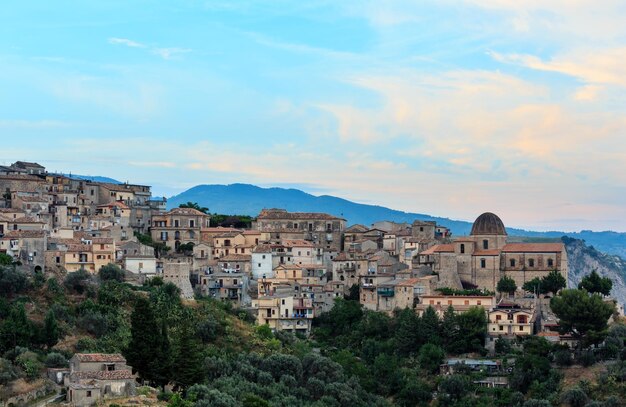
left=470, top=212, right=507, bottom=236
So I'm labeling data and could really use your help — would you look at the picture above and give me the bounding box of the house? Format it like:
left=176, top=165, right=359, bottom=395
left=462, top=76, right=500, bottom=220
left=66, top=353, right=135, bottom=407
left=199, top=270, right=250, bottom=306
left=0, top=230, right=47, bottom=272
left=255, top=208, right=346, bottom=252
left=487, top=302, right=536, bottom=337
left=415, top=294, right=496, bottom=317
left=150, top=207, right=210, bottom=250
left=11, top=161, right=46, bottom=175
left=253, top=289, right=315, bottom=335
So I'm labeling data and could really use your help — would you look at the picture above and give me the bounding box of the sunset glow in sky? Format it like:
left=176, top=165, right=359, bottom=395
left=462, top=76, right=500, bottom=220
left=2, top=1, right=626, bottom=231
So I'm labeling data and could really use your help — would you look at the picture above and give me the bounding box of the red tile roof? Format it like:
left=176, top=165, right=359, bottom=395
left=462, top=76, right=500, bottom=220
left=74, top=353, right=126, bottom=362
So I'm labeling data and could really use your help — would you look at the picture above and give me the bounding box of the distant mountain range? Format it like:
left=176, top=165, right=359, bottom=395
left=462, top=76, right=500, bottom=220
left=57, top=174, right=121, bottom=184
left=167, top=183, right=626, bottom=259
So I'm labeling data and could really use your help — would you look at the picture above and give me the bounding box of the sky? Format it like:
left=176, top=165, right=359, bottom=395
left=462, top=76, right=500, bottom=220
left=1, top=1, right=626, bottom=232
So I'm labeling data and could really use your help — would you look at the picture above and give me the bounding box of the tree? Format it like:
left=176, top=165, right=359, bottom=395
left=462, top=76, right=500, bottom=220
left=522, top=277, right=542, bottom=295
left=0, top=266, right=28, bottom=296
left=0, top=253, right=13, bottom=266
left=421, top=306, right=441, bottom=345
left=578, top=270, right=613, bottom=296
left=542, top=270, right=567, bottom=295
left=98, top=263, right=125, bottom=282
left=550, top=289, right=615, bottom=347
left=455, top=306, right=487, bottom=353
left=417, top=344, right=445, bottom=374
left=43, top=310, right=59, bottom=348
left=124, top=297, right=162, bottom=384
left=179, top=202, right=209, bottom=214
left=64, top=268, right=92, bottom=294
left=497, top=275, right=517, bottom=295
left=394, top=308, right=420, bottom=356
left=441, top=306, right=460, bottom=353
left=172, top=320, right=206, bottom=390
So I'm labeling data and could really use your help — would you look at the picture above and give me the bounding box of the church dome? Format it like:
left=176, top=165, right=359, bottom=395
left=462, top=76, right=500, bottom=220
left=470, top=212, right=507, bottom=236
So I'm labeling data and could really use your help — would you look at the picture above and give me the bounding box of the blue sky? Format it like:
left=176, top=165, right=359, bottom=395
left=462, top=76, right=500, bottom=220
left=2, top=1, right=626, bottom=231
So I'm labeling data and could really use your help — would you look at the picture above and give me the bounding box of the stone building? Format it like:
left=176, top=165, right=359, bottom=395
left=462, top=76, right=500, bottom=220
left=150, top=207, right=210, bottom=250
left=65, top=353, right=135, bottom=407
left=416, top=212, right=568, bottom=293
left=255, top=208, right=346, bottom=252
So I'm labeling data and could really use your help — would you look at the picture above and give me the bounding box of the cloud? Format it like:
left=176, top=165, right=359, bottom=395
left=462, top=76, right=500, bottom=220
left=108, top=37, right=191, bottom=60
left=152, top=48, right=192, bottom=60
left=108, top=37, right=145, bottom=48
left=490, top=49, right=626, bottom=88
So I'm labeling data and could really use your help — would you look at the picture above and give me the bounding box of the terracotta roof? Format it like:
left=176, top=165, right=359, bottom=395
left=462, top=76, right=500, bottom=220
left=13, top=216, right=45, bottom=224
left=17, top=196, right=49, bottom=202
left=242, top=230, right=261, bottom=235
left=220, top=254, right=251, bottom=261
left=396, top=278, right=422, bottom=287
left=67, top=244, right=92, bottom=252
left=70, top=370, right=133, bottom=380
left=501, top=243, right=564, bottom=253
left=1, top=230, right=46, bottom=238
left=257, top=208, right=345, bottom=221
left=167, top=207, right=208, bottom=216
left=92, top=238, right=114, bottom=244
left=74, top=353, right=126, bottom=362
left=201, top=227, right=242, bottom=233
left=14, top=161, right=45, bottom=168
left=345, top=224, right=368, bottom=233
left=472, top=249, right=501, bottom=256
left=253, top=244, right=272, bottom=253
left=282, top=239, right=315, bottom=248
left=420, top=244, right=454, bottom=255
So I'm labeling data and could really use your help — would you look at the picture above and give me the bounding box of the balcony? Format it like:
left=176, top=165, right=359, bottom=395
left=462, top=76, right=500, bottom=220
left=377, top=288, right=395, bottom=297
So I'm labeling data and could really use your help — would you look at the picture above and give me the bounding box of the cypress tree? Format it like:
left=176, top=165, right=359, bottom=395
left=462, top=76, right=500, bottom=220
left=44, top=310, right=59, bottom=348
left=124, top=297, right=160, bottom=383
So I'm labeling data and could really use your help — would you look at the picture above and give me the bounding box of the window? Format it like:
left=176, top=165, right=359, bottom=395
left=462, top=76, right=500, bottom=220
left=86, top=391, right=92, bottom=397
left=477, top=300, right=481, bottom=305
left=499, top=326, right=504, bottom=331
left=547, top=258, right=554, bottom=267
left=189, top=220, right=195, bottom=228
left=262, top=255, right=266, bottom=259
left=258, top=263, right=261, bottom=267
left=510, top=259, right=516, bottom=267
left=496, top=314, right=501, bottom=321
left=448, top=300, right=452, bottom=305
left=528, top=258, right=535, bottom=267
left=464, top=300, right=470, bottom=305
left=460, top=243, right=465, bottom=254
left=420, top=227, right=424, bottom=232
left=480, top=258, right=486, bottom=268
left=174, top=220, right=179, bottom=227
left=483, top=239, right=489, bottom=249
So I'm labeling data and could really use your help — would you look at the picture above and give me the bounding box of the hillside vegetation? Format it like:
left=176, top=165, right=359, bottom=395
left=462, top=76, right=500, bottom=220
left=1, top=265, right=625, bottom=406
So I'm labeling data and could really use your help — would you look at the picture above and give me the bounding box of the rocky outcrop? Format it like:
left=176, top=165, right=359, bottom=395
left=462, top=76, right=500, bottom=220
left=563, top=236, right=626, bottom=304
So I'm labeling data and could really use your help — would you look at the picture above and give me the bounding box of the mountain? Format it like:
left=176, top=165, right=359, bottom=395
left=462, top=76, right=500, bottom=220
left=57, top=173, right=121, bottom=184
left=167, top=183, right=626, bottom=256
left=563, top=236, right=626, bottom=304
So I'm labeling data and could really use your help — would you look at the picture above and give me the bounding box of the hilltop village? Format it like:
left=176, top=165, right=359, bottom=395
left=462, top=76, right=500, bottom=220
left=1, top=161, right=579, bottom=335
left=0, top=161, right=624, bottom=407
